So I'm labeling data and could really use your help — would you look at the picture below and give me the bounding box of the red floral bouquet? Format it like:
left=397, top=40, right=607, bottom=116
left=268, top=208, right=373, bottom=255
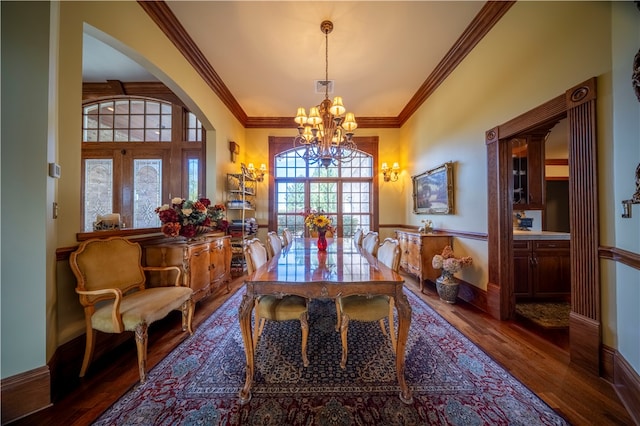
left=156, top=197, right=227, bottom=238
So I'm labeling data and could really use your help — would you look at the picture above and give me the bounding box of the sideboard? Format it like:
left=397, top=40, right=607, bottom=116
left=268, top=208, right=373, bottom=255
left=395, top=229, right=452, bottom=292
left=143, top=234, right=232, bottom=303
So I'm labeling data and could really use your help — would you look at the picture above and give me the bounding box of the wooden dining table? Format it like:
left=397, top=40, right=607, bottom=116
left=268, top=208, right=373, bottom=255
left=238, top=237, right=413, bottom=404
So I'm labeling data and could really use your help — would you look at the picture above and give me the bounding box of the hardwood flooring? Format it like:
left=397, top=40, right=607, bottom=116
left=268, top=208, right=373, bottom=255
left=11, top=275, right=634, bottom=426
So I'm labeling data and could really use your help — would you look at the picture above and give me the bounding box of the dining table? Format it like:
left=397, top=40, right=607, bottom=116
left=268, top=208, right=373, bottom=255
left=238, top=237, right=413, bottom=404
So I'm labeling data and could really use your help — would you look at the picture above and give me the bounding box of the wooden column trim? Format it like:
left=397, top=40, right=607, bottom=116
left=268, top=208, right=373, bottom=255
left=566, top=77, right=600, bottom=374
left=485, top=126, right=511, bottom=319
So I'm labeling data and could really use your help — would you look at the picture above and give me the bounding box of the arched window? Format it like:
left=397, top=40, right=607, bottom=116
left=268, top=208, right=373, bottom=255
left=269, top=136, right=378, bottom=238
left=81, top=97, right=204, bottom=231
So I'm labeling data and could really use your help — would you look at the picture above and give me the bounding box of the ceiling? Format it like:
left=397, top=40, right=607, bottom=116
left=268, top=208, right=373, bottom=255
left=83, top=1, right=496, bottom=122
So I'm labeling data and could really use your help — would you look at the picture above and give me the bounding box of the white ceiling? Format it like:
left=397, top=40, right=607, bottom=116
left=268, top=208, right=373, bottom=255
left=82, top=1, right=486, bottom=119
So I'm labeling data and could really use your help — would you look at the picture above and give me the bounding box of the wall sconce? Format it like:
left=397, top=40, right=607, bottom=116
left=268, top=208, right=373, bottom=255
left=381, top=162, right=400, bottom=182
left=247, top=163, right=266, bottom=182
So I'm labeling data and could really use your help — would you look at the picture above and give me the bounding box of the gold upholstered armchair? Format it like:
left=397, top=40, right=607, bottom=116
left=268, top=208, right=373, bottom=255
left=69, top=237, right=195, bottom=383
left=336, top=237, right=401, bottom=369
left=244, top=238, right=310, bottom=366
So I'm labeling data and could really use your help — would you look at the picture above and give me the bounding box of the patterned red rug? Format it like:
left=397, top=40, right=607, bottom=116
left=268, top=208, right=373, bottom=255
left=93, top=289, right=568, bottom=425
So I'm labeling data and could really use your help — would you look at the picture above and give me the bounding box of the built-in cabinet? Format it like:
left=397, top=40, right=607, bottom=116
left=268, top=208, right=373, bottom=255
left=512, top=134, right=545, bottom=210
left=513, top=239, right=570, bottom=301
left=143, top=235, right=232, bottom=303
left=395, top=229, right=452, bottom=292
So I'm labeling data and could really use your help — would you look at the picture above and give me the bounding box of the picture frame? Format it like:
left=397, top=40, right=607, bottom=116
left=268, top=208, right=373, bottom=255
left=412, top=161, right=454, bottom=214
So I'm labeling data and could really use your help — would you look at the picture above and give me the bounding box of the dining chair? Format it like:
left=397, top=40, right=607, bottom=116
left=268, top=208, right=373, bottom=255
left=69, top=237, right=194, bottom=383
left=265, top=231, right=282, bottom=260
left=353, top=228, right=364, bottom=247
left=244, top=238, right=310, bottom=366
left=335, top=237, right=401, bottom=369
left=282, top=228, right=294, bottom=247
left=361, top=231, right=380, bottom=256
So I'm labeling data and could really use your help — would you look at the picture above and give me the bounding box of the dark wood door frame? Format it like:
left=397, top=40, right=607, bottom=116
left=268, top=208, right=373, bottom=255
left=486, top=77, right=600, bottom=374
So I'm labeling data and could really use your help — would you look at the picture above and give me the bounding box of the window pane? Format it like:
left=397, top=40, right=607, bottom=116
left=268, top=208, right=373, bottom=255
left=113, top=115, right=129, bottom=129
left=145, top=130, right=160, bottom=142
left=84, top=159, right=113, bottom=232
left=130, top=100, right=144, bottom=114
left=84, top=130, right=98, bottom=142
left=187, top=158, right=199, bottom=200
left=84, top=115, right=98, bottom=129
left=98, top=114, right=113, bottom=129
left=160, top=129, right=172, bottom=142
left=145, top=114, right=160, bottom=129
left=133, top=159, right=162, bottom=228
left=114, top=100, right=129, bottom=114
left=98, top=130, right=113, bottom=141
left=130, top=129, right=144, bottom=141
left=114, top=129, right=129, bottom=141
left=130, top=114, right=144, bottom=129
left=146, top=102, right=160, bottom=114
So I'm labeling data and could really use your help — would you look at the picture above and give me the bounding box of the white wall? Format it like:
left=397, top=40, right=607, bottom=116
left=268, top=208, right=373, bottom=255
left=610, top=1, right=640, bottom=372
left=1, top=1, right=50, bottom=378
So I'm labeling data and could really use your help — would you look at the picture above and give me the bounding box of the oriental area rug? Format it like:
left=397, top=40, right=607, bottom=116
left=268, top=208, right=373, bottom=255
left=94, top=289, right=568, bottom=425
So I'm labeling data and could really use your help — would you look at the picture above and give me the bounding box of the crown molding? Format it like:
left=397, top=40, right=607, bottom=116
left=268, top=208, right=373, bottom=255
left=140, top=1, right=514, bottom=129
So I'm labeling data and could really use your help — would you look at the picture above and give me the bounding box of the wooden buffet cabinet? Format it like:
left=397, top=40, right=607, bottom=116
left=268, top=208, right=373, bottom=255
left=143, top=234, right=232, bottom=303
left=395, top=229, right=452, bottom=292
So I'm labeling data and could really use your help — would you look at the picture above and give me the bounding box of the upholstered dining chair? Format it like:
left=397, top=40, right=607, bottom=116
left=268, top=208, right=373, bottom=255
left=69, top=237, right=194, bottom=383
left=282, top=228, right=294, bottom=247
left=353, top=228, right=364, bottom=247
left=265, top=231, right=282, bottom=260
left=335, top=237, right=401, bottom=369
left=244, top=238, right=310, bottom=366
left=361, top=231, right=380, bottom=256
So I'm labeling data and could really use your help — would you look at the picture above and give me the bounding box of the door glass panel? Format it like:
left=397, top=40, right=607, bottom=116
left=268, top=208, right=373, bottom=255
left=133, top=159, right=162, bottom=228
left=84, top=159, right=113, bottom=231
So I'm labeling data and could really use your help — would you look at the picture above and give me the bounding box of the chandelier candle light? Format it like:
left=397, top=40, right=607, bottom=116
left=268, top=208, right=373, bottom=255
left=294, top=20, right=358, bottom=168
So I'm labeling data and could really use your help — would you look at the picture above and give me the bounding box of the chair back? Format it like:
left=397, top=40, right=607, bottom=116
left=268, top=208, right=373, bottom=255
left=70, top=237, right=146, bottom=305
left=361, top=232, right=380, bottom=256
left=377, top=238, right=401, bottom=272
left=244, top=238, right=268, bottom=274
left=353, top=228, right=364, bottom=246
left=265, top=231, right=282, bottom=259
left=282, top=228, right=293, bottom=246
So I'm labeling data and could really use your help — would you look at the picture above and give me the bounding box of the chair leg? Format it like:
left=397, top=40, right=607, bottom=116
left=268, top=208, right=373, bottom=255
left=388, top=297, right=397, bottom=354
left=378, top=319, right=388, bottom=337
left=134, top=323, right=149, bottom=383
left=300, top=311, right=309, bottom=367
left=335, top=298, right=342, bottom=332
left=182, top=299, right=194, bottom=334
left=339, top=313, right=350, bottom=369
left=79, top=325, right=95, bottom=378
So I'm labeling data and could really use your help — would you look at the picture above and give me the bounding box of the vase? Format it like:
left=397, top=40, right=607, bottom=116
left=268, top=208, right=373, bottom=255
left=436, top=272, right=459, bottom=304
left=317, top=230, right=328, bottom=251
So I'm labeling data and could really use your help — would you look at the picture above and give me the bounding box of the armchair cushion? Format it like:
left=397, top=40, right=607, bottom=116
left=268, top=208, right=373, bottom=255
left=255, top=295, right=308, bottom=321
left=91, top=286, right=193, bottom=332
left=338, top=295, right=391, bottom=322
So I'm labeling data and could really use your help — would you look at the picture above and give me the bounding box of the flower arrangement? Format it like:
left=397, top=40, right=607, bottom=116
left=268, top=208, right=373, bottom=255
left=303, top=209, right=334, bottom=234
left=432, top=245, right=473, bottom=276
left=155, top=197, right=228, bottom=238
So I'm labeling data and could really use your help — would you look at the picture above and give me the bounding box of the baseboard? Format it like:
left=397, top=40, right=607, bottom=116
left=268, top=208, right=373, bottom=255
left=457, top=279, right=488, bottom=312
left=1, top=366, right=51, bottom=424
left=614, top=350, right=640, bottom=425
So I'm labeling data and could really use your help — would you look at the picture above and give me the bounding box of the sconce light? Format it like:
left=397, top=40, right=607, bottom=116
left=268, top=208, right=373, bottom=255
left=247, top=163, right=266, bottom=182
left=381, top=162, right=400, bottom=182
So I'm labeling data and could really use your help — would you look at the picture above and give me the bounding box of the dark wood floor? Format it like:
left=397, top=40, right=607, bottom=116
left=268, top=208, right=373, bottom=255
left=12, top=275, right=633, bottom=426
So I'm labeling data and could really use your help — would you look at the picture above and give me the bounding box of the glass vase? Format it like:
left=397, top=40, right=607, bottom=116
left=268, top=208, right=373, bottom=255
left=317, top=229, right=328, bottom=251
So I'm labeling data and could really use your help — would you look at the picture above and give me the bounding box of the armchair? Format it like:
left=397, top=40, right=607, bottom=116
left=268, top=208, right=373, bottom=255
left=69, top=237, right=195, bottom=383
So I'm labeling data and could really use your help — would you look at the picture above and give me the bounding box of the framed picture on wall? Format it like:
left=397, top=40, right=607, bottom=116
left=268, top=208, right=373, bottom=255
left=412, top=161, right=454, bottom=214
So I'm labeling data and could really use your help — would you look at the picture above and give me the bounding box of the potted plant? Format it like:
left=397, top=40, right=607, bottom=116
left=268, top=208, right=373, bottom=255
left=432, top=245, right=473, bottom=303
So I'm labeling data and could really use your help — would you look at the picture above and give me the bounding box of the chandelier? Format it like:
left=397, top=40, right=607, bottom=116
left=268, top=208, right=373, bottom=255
left=294, top=20, right=357, bottom=168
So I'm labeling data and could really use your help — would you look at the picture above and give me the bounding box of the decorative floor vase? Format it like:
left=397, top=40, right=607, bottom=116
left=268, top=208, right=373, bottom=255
left=317, top=230, right=328, bottom=251
left=436, top=272, right=459, bottom=304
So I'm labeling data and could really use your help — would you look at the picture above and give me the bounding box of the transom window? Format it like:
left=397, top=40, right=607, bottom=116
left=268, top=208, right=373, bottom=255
left=81, top=96, right=204, bottom=232
left=270, top=136, right=378, bottom=238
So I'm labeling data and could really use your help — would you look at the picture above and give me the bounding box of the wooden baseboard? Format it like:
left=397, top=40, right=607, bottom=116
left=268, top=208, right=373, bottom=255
left=1, top=366, right=51, bottom=424
left=614, top=350, right=640, bottom=425
left=457, top=280, right=488, bottom=312
left=601, top=344, right=615, bottom=382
